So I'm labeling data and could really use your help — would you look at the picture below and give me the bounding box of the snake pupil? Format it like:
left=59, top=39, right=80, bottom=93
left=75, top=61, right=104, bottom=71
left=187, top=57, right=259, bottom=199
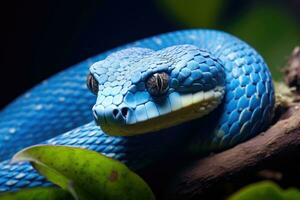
left=87, top=73, right=99, bottom=95
left=156, top=74, right=162, bottom=91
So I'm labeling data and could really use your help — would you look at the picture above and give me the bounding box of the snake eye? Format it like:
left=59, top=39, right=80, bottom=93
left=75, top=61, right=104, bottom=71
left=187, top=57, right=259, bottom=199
left=87, top=73, right=99, bottom=95
left=146, top=72, right=169, bottom=96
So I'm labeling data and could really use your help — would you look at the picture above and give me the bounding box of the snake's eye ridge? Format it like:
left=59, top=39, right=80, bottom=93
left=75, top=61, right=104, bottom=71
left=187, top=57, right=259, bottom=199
left=146, top=72, right=169, bottom=96
left=87, top=73, right=99, bottom=95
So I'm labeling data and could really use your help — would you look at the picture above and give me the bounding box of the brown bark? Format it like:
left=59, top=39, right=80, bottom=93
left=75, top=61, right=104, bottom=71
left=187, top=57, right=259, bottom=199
left=284, top=46, right=300, bottom=92
left=165, top=104, right=300, bottom=199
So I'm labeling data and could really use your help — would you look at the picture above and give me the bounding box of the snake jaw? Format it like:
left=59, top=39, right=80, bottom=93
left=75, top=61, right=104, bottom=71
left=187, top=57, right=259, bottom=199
left=93, top=86, right=225, bottom=136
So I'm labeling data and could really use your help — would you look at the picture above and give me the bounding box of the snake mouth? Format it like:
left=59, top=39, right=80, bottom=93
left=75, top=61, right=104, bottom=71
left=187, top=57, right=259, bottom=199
left=93, top=86, right=225, bottom=136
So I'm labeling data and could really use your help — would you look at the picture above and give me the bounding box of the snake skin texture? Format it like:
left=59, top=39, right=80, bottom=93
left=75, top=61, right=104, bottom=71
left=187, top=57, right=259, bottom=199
left=0, top=29, right=274, bottom=192
left=91, top=45, right=225, bottom=135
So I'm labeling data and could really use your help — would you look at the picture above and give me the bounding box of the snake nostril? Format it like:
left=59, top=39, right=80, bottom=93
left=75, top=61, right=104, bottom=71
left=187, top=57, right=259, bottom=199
left=121, top=107, right=129, bottom=118
left=112, top=109, right=119, bottom=118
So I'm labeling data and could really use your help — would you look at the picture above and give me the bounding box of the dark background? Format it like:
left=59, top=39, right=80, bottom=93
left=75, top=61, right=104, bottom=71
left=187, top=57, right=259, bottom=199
left=1, top=0, right=300, bottom=109
left=0, top=1, right=176, bottom=109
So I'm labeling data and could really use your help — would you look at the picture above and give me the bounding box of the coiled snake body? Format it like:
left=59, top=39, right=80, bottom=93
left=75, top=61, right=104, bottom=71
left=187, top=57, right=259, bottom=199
left=0, top=30, right=274, bottom=192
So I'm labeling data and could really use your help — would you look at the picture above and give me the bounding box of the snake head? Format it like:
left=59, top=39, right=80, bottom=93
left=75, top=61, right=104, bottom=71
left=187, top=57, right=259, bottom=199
left=89, top=45, right=225, bottom=136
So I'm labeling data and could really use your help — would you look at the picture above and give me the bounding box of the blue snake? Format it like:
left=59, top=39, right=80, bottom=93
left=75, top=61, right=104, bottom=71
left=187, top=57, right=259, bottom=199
left=0, top=30, right=274, bottom=192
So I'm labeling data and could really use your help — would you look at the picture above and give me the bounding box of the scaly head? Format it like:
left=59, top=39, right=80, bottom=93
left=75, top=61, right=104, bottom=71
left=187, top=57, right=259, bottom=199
left=88, top=45, right=225, bottom=136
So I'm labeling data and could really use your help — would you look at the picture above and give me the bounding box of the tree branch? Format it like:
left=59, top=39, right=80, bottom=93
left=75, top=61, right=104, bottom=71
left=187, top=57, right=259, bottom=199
left=165, top=104, right=300, bottom=199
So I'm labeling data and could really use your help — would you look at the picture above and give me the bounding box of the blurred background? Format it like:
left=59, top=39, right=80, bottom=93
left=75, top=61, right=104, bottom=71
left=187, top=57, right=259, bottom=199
left=1, top=0, right=300, bottom=109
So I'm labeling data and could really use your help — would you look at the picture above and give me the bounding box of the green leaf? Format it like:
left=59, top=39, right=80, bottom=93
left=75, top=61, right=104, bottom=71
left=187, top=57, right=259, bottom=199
left=228, top=181, right=283, bottom=200
left=0, top=187, right=72, bottom=200
left=12, top=145, right=155, bottom=200
left=228, top=181, right=300, bottom=200
left=283, top=188, right=300, bottom=200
